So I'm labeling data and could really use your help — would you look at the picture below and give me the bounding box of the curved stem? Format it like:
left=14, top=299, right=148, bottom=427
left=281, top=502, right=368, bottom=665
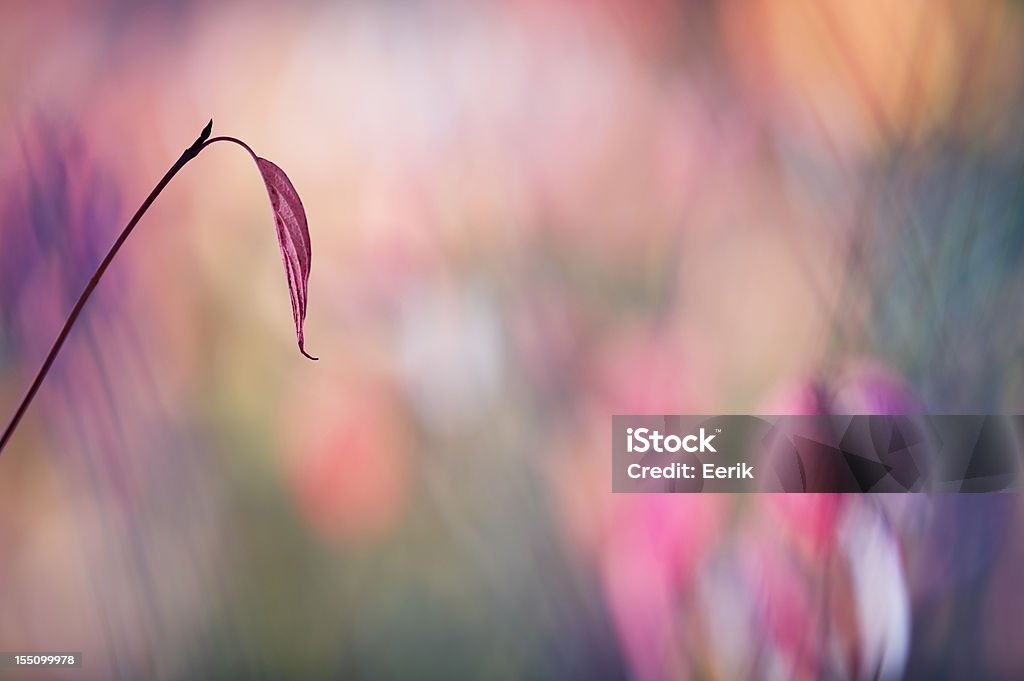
left=203, top=135, right=258, bottom=160
left=0, top=121, right=213, bottom=455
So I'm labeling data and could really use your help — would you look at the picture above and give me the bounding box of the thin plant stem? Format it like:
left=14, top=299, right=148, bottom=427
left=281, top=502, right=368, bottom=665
left=0, top=120, right=213, bottom=454
left=202, top=135, right=257, bottom=158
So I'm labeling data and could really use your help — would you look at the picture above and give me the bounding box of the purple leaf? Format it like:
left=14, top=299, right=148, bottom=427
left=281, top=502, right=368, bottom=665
left=255, top=157, right=317, bottom=360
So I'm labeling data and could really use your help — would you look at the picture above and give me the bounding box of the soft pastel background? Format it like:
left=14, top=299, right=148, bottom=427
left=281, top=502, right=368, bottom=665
left=1, top=1, right=1024, bottom=679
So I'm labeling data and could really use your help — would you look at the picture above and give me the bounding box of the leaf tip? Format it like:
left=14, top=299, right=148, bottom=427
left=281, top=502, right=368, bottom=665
left=200, top=119, right=213, bottom=143
left=300, top=344, right=319, bottom=361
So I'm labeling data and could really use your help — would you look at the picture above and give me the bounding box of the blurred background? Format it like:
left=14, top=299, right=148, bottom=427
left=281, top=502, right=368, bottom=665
left=2, top=1, right=1024, bottom=679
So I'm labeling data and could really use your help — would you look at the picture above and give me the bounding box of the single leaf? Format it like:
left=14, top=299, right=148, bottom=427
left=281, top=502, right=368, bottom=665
left=255, top=157, right=317, bottom=360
